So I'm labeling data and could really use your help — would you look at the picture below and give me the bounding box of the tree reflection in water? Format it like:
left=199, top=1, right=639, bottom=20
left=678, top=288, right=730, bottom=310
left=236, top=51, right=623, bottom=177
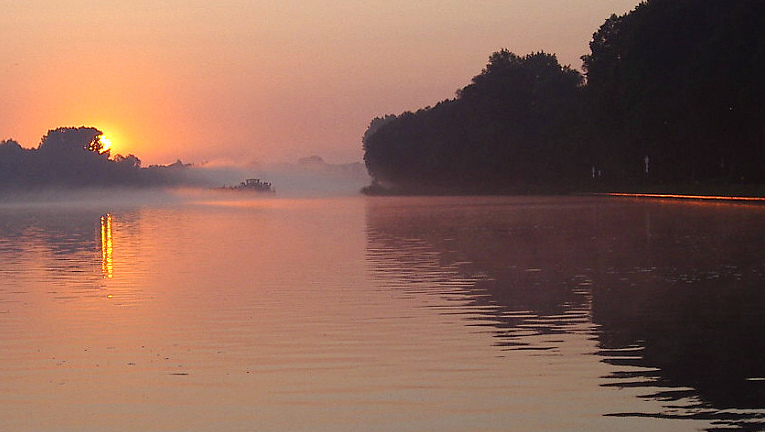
left=365, top=196, right=765, bottom=431
left=0, top=208, right=107, bottom=287
left=0, top=208, right=140, bottom=291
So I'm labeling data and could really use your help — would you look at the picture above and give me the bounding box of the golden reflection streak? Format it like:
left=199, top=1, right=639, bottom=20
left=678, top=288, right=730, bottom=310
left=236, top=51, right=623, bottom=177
left=603, top=193, right=765, bottom=203
left=101, top=214, right=113, bottom=279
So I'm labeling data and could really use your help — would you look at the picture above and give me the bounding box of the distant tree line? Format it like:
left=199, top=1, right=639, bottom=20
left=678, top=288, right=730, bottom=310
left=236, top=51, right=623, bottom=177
left=0, top=126, right=198, bottom=189
left=362, top=0, right=765, bottom=194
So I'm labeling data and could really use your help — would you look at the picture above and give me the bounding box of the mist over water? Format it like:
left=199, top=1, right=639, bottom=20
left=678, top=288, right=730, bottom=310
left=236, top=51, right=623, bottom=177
left=170, top=158, right=370, bottom=198
left=0, top=157, right=370, bottom=208
left=0, top=187, right=187, bottom=210
left=0, top=127, right=369, bottom=201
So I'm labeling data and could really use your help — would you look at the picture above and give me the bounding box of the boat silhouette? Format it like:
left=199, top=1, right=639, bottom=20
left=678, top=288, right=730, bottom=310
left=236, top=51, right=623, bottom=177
left=216, top=178, right=275, bottom=193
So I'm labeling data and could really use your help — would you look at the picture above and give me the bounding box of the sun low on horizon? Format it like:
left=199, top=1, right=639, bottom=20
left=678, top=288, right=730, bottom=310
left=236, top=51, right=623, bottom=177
left=92, top=126, right=132, bottom=158
left=89, top=124, right=129, bottom=158
left=97, top=134, right=112, bottom=154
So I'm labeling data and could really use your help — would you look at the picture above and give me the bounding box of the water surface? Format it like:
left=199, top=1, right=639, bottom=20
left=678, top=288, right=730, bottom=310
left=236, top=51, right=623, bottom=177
left=0, top=195, right=763, bottom=431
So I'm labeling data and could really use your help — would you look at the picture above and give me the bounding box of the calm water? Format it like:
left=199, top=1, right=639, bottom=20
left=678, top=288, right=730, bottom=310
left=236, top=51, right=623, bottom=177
left=0, top=194, right=764, bottom=431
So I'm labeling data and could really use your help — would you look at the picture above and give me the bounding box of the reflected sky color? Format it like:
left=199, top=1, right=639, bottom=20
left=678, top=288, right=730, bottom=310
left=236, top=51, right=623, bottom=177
left=0, top=0, right=639, bottom=165
left=1, top=196, right=763, bottom=431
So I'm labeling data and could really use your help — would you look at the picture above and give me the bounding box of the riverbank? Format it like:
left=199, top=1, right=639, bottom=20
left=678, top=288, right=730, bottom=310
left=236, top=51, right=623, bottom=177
left=584, top=183, right=765, bottom=203
left=360, top=182, right=576, bottom=196
left=362, top=182, right=765, bottom=201
left=591, top=192, right=765, bottom=203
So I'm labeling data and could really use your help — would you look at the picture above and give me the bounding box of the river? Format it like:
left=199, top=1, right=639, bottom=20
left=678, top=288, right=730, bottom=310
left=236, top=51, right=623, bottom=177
left=0, top=194, right=763, bottom=431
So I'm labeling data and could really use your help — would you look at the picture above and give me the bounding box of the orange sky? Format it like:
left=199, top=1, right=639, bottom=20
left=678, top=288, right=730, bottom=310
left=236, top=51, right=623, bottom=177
left=0, top=0, right=639, bottom=165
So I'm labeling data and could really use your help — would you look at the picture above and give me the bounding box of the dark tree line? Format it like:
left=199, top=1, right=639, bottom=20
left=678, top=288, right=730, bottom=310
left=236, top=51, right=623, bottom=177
left=0, top=126, right=198, bottom=189
left=363, top=0, right=765, bottom=194
left=364, top=51, right=583, bottom=194
left=584, top=0, right=765, bottom=185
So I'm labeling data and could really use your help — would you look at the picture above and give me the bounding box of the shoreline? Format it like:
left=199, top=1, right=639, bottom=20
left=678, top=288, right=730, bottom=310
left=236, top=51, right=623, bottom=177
left=591, top=192, right=765, bottom=203
left=362, top=183, right=765, bottom=203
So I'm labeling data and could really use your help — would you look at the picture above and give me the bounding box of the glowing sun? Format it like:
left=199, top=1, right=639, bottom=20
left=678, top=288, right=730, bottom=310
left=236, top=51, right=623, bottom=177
left=98, top=134, right=113, bottom=154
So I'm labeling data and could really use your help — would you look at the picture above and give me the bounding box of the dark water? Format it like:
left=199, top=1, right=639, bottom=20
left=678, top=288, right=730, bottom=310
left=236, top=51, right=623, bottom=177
left=0, top=195, right=763, bottom=431
left=366, top=196, right=765, bottom=431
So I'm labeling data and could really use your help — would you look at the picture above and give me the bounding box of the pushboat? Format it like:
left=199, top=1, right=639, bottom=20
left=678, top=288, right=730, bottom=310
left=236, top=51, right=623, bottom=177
left=216, top=178, right=275, bottom=193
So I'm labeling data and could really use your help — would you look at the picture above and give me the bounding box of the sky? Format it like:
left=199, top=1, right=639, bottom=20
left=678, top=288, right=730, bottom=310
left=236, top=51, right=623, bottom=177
left=0, top=0, right=640, bottom=166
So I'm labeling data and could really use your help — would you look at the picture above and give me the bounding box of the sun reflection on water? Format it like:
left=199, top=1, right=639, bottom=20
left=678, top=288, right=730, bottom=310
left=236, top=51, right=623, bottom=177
left=100, top=214, right=113, bottom=279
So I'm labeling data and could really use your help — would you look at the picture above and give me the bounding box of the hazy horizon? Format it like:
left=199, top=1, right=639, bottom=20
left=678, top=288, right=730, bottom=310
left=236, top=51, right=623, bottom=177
left=0, top=154, right=370, bottom=202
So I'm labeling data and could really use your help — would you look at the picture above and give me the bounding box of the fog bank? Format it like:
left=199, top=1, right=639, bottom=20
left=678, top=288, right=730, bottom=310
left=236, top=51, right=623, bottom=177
left=191, top=156, right=370, bottom=198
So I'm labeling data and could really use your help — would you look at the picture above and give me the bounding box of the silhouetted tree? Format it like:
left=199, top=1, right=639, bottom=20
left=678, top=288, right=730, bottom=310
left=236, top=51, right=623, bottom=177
left=0, top=126, right=204, bottom=189
left=32, top=127, right=112, bottom=186
left=114, top=154, right=141, bottom=170
left=363, top=51, right=584, bottom=193
left=362, top=0, right=765, bottom=194
left=582, top=0, right=765, bottom=185
left=38, top=127, right=106, bottom=155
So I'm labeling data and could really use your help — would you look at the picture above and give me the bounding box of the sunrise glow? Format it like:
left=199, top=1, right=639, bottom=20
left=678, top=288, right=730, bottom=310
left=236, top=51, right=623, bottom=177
left=98, top=135, right=112, bottom=154
left=0, top=0, right=640, bottom=166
